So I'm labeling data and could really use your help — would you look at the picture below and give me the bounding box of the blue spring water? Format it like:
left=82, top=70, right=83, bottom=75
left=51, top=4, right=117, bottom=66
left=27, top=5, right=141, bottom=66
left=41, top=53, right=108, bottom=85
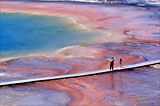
left=0, top=12, right=101, bottom=58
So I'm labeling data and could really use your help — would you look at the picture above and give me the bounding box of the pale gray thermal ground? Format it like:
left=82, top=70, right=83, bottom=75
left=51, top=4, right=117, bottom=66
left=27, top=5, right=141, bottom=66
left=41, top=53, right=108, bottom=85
left=0, top=85, right=71, bottom=106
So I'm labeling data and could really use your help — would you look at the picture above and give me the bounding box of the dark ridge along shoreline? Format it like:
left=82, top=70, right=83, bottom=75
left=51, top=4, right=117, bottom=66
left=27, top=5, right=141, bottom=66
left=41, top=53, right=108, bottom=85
left=1, top=0, right=160, bottom=9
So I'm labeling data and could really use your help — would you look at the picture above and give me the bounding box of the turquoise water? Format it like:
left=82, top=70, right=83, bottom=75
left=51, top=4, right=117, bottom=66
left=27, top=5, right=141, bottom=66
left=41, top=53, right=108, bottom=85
left=0, top=12, right=101, bottom=58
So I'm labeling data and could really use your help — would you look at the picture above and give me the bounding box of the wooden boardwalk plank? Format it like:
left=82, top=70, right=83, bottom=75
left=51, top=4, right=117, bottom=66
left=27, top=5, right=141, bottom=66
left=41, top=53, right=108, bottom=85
left=0, top=60, right=160, bottom=87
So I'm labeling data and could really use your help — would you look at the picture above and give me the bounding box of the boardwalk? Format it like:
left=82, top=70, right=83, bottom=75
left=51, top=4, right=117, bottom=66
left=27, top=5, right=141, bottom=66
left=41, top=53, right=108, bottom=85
left=0, top=60, right=160, bottom=87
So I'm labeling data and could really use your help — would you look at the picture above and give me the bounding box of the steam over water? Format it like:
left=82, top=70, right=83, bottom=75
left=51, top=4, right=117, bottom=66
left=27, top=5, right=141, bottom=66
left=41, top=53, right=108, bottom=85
left=0, top=13, right=102, bottom=58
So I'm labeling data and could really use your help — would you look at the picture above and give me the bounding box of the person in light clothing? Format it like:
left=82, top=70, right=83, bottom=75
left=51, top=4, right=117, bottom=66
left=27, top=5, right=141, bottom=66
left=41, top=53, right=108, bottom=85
left=120, top=58, right=122, bottom=67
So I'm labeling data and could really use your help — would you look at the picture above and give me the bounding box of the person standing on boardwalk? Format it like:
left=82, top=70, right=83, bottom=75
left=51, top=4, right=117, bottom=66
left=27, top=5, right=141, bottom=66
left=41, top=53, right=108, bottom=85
left=119, top=58, right=122, bottom=67
left=110, top=57, right=114, bottom=70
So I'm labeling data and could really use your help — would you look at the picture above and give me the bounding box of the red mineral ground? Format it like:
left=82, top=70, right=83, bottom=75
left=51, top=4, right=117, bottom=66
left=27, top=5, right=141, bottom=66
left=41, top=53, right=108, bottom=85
left=0, top=1, right=160, bottom=106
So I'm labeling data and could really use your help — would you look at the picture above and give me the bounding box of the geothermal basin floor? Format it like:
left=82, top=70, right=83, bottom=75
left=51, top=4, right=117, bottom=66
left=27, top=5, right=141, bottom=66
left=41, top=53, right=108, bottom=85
left=0, top=60, right=160, bottom=87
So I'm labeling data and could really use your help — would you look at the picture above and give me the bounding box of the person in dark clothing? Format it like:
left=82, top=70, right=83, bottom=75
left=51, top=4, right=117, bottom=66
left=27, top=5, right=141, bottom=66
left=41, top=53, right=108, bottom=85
left=119, top=58, right=122, bottom=67
left=110, top=57, right=114, bottom=70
